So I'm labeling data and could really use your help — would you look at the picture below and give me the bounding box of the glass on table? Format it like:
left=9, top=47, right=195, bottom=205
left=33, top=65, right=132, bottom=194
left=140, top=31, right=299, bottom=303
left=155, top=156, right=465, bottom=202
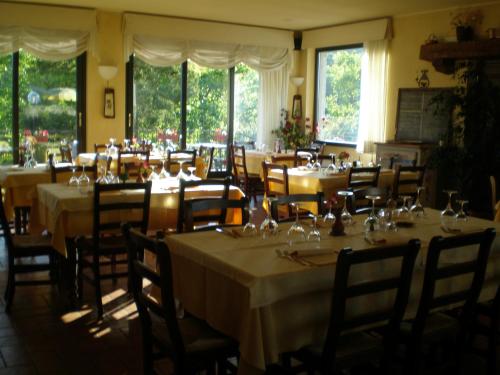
left=364, top=194, right=381, bottom=233
left=337, top=190, right=354, bottom=229
left=326, top=153, right=337, bottom=174
left=397, top=195, right=412, bottom=220
left=287, top=203, right=306, bottom=247
left=78, top=164, right=90, bottom=194
left=187, top=166, right=197, bottom=180
left=379, top=198, right=398, bottom=232
left=323, top=200, right=336, bottom=226
left=410, top=187, right=425, bottom=219
left=123, top=139, right=130, bottom=151
left=68, top=163, right=79, bottom=186
left=307, top=215, right=321, bottom=242
left=312, top=152, right=321, bottom=171
left=243, top=207, right=258, bottom=235
left=455, top=199, right=469, bottom=227
left=260, top=198, right=279, bottom=239
left=441, top=189, right=458, bottom=228
left=177, top=160, right=187, bottom=180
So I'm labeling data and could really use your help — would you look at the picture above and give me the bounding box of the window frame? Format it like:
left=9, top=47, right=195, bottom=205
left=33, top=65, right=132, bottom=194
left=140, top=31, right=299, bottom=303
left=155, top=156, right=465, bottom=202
left=313, top=43, right=363, bottom=149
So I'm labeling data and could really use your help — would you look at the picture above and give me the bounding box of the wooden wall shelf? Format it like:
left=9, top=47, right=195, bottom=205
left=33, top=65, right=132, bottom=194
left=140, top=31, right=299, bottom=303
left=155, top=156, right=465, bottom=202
left=420, top=39, right=500, bottom=74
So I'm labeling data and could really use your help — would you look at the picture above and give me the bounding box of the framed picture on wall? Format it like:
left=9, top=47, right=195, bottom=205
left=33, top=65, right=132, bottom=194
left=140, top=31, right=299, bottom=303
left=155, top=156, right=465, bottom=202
left=104, top=88, right=115, bottom=118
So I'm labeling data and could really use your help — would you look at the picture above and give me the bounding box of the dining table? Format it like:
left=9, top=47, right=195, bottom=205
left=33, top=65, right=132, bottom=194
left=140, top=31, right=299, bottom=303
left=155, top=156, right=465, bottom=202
left=164, top=210, right=500, bottom=374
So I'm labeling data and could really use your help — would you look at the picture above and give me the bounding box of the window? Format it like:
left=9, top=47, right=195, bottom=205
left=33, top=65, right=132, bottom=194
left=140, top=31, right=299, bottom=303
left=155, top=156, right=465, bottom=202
left=126, top=57, right=259, bottom=173
left=0, top=51, right=85, bottom=164
left=315, top=45, right=363, bottom=145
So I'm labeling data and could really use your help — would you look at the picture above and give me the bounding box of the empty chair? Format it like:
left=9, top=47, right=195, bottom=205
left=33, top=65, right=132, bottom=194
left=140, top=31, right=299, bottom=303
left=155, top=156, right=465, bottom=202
left=75, top=181, right=152, bottom=317
left=166, top=150, right=196, bottom=176
left=199, top=145, right=215, bottom=178
left=59, top=144, right=72, bottom=163
left=123, top=224, right=239, bottom=375
left=94, top=153, right=112, bottom=181
left=284, top=239, right=421, bottom=374
left=0, top=189, right=59, bottom=313
left=117, top=149, right=150, bottom=180
left=294, top=147, right=320, bottom=167
left=183, top=197, right=249, bottom=232
left=392, top=165, right=426, bottom=201
left=347, top=166, right=384, bottom=214
left=262, top=162, right=289, bottom=198
left=177, top=177, right=231, bottom=233
left=230, top=145, right=263, bottom=204
left=401, top=228, right=496, bottom=375
left=270, top=193, right=324, bottom=222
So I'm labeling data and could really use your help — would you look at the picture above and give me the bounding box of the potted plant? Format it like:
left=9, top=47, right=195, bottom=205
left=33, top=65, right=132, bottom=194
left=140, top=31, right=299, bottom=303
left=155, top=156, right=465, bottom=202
left=450, top=9, right=483, bottom=41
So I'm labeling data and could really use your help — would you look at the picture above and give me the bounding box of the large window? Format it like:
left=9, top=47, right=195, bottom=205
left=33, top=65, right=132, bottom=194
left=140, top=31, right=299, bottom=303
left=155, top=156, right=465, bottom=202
left=0, top=51, right=85, bottom=164
left=127, top=57, right=259, bottom=173
left=315, top=45, right=363, bottom=145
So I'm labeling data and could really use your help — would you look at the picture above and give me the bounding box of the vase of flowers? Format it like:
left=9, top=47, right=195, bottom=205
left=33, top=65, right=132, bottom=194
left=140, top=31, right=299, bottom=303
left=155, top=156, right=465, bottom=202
left=451, top=9, right=482, bottom=41
left=273, top=109, right=314, bottom=151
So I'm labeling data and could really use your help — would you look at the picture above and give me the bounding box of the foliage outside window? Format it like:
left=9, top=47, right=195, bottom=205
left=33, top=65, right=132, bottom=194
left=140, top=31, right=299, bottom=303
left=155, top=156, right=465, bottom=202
left=316, top=46, right=363, bottom=144
left=234, top=64, right=259, bottom=143
left=0, top=55, right=13, bottom=164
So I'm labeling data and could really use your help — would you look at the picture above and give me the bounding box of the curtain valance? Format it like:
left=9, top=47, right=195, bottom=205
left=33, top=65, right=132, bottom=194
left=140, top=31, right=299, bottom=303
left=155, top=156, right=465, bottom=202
left=0, top=3, right=97, bottom=60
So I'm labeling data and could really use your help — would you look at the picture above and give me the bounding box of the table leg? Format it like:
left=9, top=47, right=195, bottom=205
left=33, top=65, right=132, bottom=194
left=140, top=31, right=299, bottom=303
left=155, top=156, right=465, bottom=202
left=14, top=207, right=21, bottom=235
left=61, top=238, right=78, bottom=308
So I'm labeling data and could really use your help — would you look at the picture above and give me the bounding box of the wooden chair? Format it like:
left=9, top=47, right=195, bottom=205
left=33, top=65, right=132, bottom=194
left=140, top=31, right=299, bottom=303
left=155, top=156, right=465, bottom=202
left=285, top=239, right=421, bottom=374
left=94, top=153, right=112, bottom=181
left=75, top=181, right=152, bottom=317
left=177, top=177, right=231, bottom=233
left=392, top=165, right=426, bottom=201
left=0, top=189, right=59, bottom=313
left=123, top=224, right=239, bottom=375
left=347, top=166, right=383, bottom=214
left=230, top=145, right=263, bottom=204
left=262, top=162, right=289, bottom=198
left=166, top=150, right=196, bottom=176
left=59, top=144, right=72, bottom=163
left=184, top=197, right=249, bottom=232
left=471, top=285, right=500, bottom=375
left=294, top=147, right=320, bottom=167
left=50, top=164, right=97, bottom=183
left=401, top=228, right=496, bottom=375
left=199, top=145, right=215, bottom=178
left=270, top=193, right=324, bottom=223
left=117, top=150, right=150, bottom=180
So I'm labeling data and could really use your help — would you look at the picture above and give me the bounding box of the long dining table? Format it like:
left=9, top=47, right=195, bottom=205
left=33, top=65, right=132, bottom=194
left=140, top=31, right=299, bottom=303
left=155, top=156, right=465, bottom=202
left=164, top=211, right=500, bottom=373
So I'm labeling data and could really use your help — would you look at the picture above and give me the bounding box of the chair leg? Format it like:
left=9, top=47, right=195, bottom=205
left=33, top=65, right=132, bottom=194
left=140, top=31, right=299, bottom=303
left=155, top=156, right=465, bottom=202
left=487, top=325, right=497, bottom=375
left=92, top=252, right=103, bottom=318
left=76, top=248, right=84, bottom=301
left=4, top=262, right=15, bottom=313
left=142, top=332, right=155, bottom=375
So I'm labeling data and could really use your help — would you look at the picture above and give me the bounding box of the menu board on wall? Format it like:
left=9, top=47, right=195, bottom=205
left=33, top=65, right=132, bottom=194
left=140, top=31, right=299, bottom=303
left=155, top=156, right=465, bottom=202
left=395, top=88, right=452, bottom=143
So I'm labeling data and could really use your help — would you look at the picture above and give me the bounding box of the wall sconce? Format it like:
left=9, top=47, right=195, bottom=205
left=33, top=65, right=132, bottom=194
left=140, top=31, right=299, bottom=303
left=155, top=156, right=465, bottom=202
left=291, top=76, right=304, bottom=119
left=98, top=65, right=118, bottom=86
left=98, top=65, right=118, bottom=119
left=416, top=69, right=430, bottom=88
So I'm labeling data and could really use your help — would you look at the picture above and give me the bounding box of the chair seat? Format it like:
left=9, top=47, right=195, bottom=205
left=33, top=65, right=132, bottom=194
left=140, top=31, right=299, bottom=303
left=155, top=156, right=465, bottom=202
left=12, top=234, right=53, bottom=251
left=401, top=313, right=459, bottom=342
left=152, top=314, right=238, bottom=358
left=78, top=235, right=127, bottom=255
left=296, top=331, right=383, bottom=369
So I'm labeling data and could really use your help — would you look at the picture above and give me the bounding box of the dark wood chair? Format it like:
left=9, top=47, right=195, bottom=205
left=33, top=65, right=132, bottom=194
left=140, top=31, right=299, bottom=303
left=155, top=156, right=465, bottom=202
left=270, top=193, right=324, bottom=223
left=392, top=165, right=426, bottom=201
left=262, top=162, right=289, bottom=198
left=294, top=147, right=320, bottom=167
left=123, top=224, right=239, bottom=375
left=230, top=145, right=263, bottom=204
left=183, top=197, right=249, bottom=233
left=167, top=150, right=196, bottom=176
left=284, top=239, right=421, bottom=374
left=401, top=228, right=496, bottom=375
left=347, top=166, right=383, bottom=214
left=59, top=144, right=72, bottom=163
left=94, top=153, right=113, bottom=181
left=50, top=164, right=97, bottom=183
left=199, top=146, right=215, bottom=178
left=117, top=150, right=150, bottom=180
left=0, top=189, right=59, bottom=313
left=470, top=285, right=500, bottom=375
left=177, top=177, right=231, bottom=233
left=75, top=181, right=152, bottom=317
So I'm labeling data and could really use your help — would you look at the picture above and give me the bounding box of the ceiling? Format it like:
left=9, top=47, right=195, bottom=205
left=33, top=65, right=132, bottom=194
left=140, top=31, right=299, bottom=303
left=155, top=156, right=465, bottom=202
left=7, top=0, right=495, bottom=29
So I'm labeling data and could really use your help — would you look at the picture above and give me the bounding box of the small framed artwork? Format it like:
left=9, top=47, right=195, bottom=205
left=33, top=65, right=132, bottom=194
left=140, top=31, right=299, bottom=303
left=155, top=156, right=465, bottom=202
left=104, top=88, right=115, bottom=118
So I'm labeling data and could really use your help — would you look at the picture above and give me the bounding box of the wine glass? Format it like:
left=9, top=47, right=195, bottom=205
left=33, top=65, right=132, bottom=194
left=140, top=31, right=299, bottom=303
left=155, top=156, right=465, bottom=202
left=260, top=198, right=279, bottom=239
left=243, top=207, right=257, bottom=235
left=397, top=195, right=412, bottom=220
left=455, top=199, right=468, bottom=227
left=124, top=139, right=130, bottom=151
left=364, top=194, right=381, bottom=233
left=307, top=215, right=321, bottom=242
left=380, top=198, right=398, bottom=232
left=323, top=200, right=336, bottom=226
left=109, top=138, right=117, bottom=155
left=287, top=203, right=306, bottom=247
left=68, top=163, right=79, bottom=186
left=187, top=166, right=197, bottom=180
left=158, top=145, right=170, bottom=179
left=337, top=190, right=354, bottom=228
left=410, top=187, right=425, bottom=219
left=312, top=152, right=321, bottom=170
left=177, top=160, right=186, bottom=180
left=441, top=190, right=458, bottom=228
left=326, top=153, right=337, bottom=174
left=305, top=154, right=313, bottom=169
left=78, top=164, right=90, bottom=194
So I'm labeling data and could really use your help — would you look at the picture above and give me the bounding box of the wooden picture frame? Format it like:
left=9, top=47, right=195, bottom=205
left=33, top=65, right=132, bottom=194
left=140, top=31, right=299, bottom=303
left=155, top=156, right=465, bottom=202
left=104, top=88, right=115, bottom=118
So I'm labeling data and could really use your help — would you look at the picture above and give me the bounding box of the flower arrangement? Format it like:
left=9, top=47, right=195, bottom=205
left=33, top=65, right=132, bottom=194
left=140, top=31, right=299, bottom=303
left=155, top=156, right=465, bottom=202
left=138, top=162, right=153, bottom=182
left=338, top=151, right=350, bottom=161
left=450, top=9, right=483, bottom=28
left=214, top=128, right=227, bottom=143
left=273, top=109, right=314, bottom=150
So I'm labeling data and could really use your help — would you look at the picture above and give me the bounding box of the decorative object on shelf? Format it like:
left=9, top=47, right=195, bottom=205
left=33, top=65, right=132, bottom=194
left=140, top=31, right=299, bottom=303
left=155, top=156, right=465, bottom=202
left=416, top=69, right=430, bottom=88
left=425, top=34, right=439, bottom=45
left=290, top=76, right=304, bottom=119
left=450, top=8, right=483, bottom=42
left=104, top=88, right=115, bottom=118
left=273, top=109, right=313, bottom=150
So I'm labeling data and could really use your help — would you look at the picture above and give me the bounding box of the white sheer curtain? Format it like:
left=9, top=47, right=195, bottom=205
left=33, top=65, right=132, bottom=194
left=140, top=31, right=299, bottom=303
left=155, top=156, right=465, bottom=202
left=258, top=66, right=289, bottom=147
left=356, top=39, right=389, bottom=154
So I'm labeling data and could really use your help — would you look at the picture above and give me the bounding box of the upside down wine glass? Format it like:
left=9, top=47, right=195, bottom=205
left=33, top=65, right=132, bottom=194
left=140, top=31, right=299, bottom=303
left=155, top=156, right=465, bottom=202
left=441, top=190, right=458, bottom=228
left=364, top=194, right=381, bottom=233
left=287, top=203, right=306, bottom=247
left=243, top=207, right=257, bottom=235
left=410, top=187, right=425, bottom=219
left=260, top=198, right=279, bottom=239
left=337, top=190, right=354, bottom=228
left=326, top=153, right=337, bottom=174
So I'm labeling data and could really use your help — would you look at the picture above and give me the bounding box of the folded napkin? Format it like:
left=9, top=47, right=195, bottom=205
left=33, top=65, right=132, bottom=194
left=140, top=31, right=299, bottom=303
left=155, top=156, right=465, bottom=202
left=287, top=248, right=336, bottom=257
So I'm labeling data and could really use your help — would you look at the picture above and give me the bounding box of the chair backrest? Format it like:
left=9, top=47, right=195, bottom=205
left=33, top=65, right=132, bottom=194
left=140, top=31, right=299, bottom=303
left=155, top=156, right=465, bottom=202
left=392, top=165, right=426, bottom=200
left=230, top=144, right=249, bottom=181
left=348, top=166, right=381, bottom=194
left=50, top=164, right=97, bottom=183
left=166, top=150, right=196, bottom=175
left=294, top=147, right=320, bottom=167
left=270, top=193, right=324, bottom=222
left=94, top=153, right=112, bottom=179
left=322, top=239, right=421, bottom=372
left=117, top=150, right=150, bottom=179
left=490, top=175, right=497, bottom=217
left=123, top=225, right=186, bottom=369
left=262, top=161, right=289, bottom=197
left=411, top=228, right=496, bottom=338
left=183, top=197, right=249, bottom=232
left=59, top=144, right=72, bottom=163
left=93, top=182, right=152, bottom=249
left=199, top=146, right=215, bottom=178
left=0, top=189, right=14, bottom=252
left=176, top=177, right=231, bottom=233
